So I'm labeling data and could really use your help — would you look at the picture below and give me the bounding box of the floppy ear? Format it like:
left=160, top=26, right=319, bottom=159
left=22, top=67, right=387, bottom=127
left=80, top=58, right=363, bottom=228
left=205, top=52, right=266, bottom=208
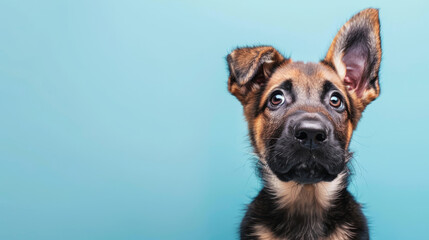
left=227, top=46, right=288, bottom=103
left=324, top=8, right=382, bottom=109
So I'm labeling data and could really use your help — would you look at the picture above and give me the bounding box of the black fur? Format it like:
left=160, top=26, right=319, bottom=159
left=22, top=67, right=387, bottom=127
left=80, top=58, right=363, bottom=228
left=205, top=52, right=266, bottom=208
left=226, top=8, right=382, bottom=240
left=240, top=177, right=369, bottom=240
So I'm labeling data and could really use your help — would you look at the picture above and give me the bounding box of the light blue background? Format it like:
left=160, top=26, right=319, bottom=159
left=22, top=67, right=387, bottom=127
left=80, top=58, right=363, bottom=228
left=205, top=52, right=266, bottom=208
left=1, top=0, right=428, bottom=239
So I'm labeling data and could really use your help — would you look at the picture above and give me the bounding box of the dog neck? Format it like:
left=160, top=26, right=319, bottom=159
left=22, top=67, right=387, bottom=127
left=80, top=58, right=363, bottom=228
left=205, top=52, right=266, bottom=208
left=260, top=169, right=348, bottom=239
left=265, top=169, right=347, bottom=213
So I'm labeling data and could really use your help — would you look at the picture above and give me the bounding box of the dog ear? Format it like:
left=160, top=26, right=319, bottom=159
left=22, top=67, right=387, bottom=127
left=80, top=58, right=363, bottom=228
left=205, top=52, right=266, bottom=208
left=227, top=46, right=288, bottom=103
left=324, top=8, right=382, bottom=109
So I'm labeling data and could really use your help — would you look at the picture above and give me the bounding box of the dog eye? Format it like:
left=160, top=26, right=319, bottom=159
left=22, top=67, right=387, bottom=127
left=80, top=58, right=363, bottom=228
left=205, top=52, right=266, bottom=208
left=329, top=93, right=343, bottom=109
left=269, top=91, right=285, bottom=107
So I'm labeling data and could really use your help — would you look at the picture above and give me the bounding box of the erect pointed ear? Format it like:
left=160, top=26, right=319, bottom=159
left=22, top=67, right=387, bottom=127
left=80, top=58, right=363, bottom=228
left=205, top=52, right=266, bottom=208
left=324, top=8, right=382, bottom=109
left=227, top=46, right=288, bottom=103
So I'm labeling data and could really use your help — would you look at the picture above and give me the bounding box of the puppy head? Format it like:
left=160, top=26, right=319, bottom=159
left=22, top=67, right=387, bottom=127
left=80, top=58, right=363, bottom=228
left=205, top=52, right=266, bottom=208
left=227, top=9, right=382, bottom=184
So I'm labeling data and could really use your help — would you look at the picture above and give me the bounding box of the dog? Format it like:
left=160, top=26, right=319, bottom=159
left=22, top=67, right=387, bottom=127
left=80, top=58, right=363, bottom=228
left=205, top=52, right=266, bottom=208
left=226, top=8, right=381, bottom=240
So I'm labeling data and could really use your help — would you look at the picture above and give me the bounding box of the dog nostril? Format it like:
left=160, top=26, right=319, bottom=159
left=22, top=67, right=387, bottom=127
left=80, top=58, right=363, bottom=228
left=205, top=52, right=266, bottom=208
left=295, top=131, right=307, bottom=140
left=315, top=132, right=327, bottom=142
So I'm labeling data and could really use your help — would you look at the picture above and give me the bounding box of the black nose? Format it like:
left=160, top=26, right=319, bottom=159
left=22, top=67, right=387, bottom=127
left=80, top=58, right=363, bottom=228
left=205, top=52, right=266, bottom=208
left=294, top=120, right=328, bottom=149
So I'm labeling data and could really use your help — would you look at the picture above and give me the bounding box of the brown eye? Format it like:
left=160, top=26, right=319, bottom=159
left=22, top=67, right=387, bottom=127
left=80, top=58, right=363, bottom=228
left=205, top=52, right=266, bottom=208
left=270, top=91, right=285, bottom=107
left=329, top=93, right=343, bottom=108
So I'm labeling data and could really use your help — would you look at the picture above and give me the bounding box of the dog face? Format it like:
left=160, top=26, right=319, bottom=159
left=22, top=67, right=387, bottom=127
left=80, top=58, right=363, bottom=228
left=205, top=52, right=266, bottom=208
left=227, top=9, right=381, bottom=184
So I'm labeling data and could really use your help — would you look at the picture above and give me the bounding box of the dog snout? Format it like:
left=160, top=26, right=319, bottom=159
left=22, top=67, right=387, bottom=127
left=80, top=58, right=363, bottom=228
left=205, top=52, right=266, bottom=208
left=289, top=113, right=330, bottom=149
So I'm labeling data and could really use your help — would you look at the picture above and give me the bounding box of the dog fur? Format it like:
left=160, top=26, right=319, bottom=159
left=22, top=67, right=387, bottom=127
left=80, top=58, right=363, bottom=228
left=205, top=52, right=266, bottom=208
left=226, top=8, right=382, bottom=240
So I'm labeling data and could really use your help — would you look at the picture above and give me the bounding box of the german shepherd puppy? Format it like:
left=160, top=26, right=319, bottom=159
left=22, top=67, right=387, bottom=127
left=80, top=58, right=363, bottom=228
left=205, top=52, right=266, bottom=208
left=226, top=8, right=381, bottom=240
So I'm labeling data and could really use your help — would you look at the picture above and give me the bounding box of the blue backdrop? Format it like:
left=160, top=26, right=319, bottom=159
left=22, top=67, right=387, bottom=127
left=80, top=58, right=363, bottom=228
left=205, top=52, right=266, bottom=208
left=1, top=0, right=428, bottom=239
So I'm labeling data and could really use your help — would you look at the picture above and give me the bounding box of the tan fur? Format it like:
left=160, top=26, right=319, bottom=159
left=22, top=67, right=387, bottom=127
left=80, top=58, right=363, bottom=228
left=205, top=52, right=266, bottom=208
left=254, top=114, right=267, bottom=159
left=326, top=223, right=355, bottom=240
left=253, top=222, right=353, bottom=240
left=345, top=121, right=354, bottom=151
left=253, top=225, right=284, bottom=240
left=266, top=166, right=346, bottom=212
left=259, top=62, right=349, bottom=111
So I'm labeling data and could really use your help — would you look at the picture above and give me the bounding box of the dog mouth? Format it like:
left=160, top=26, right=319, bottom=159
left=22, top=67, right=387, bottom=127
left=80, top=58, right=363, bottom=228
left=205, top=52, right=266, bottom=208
left=273, top=162, right=338, bottom=184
